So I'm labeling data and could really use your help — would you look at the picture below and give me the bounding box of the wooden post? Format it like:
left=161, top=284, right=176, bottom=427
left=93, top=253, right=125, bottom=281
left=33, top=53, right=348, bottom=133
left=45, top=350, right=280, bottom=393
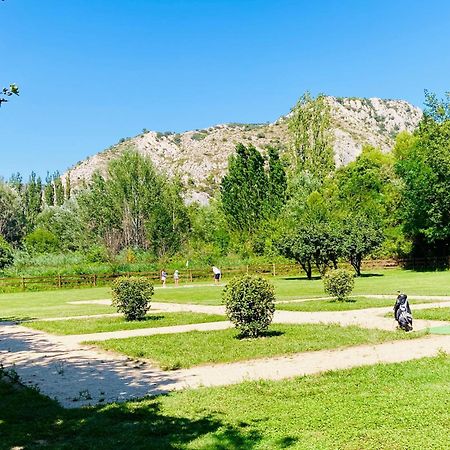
left=189, top=269, right=193, bottom=283
left=93, top=273, right=97, bottom=287
left=21, top=277, right=25, bottom=290
left=58, top=274, right=62, bottom=288
left=272, top=263, right=276, bottom=277
left=246, top=265, right=249, bottom=274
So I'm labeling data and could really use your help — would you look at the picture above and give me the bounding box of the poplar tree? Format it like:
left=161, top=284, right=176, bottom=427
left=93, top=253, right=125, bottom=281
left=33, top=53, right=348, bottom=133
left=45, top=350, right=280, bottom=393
left=288, top=92, right=335, bottom=179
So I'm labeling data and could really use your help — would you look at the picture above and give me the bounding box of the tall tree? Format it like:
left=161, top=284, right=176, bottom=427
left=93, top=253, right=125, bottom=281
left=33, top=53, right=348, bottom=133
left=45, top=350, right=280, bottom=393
left=54, top=171, right=65, bottom=206
left=394, top=91, right=450, bottom=256
left=44, top=172, right=55, bottom=206
left=220, top=143, right=287, bottom=238
left=23, top=172, right=43, bottom=233
left=78, top=149, right=189, bottom=256
left=288, top=92, right=335, bottom=179
left=221, top=143, right=269, bottom=235
left=0, top=181, right=23, bottom=243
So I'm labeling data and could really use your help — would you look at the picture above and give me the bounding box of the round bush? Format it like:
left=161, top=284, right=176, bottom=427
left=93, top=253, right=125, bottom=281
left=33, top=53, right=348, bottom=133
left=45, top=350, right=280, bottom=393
left=111, top=276, right=154, bottom=321
left=223, top=275, right=275, bottom=338
left=25, top=228, right=60, bottom=253
left=323, top=269, right=355, bottom=301
left=0, top=236, right=13, bottom=270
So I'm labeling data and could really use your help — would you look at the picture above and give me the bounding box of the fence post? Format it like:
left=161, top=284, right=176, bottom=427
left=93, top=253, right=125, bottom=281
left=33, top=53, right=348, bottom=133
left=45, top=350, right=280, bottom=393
left=93, top=274, right=97, bottom=287
left=58, top=274, right=62, bottom=289
left=189, top=269, right=193, bottom=283
left=246, top=265, right=249, bottom=274
left=21, top=277, right=25, bottom=290
left=272, top=263, right=276, bottom=277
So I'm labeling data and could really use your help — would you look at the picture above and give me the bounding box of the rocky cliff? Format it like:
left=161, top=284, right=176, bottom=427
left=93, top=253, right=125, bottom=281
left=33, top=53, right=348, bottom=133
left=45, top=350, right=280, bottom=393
left=64, top=96, right=422, bottom=204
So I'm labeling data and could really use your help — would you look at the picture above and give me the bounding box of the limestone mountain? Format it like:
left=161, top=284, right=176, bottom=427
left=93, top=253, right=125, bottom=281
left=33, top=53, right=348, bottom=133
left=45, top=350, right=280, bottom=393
left=64, top=96, right=422, bottom=204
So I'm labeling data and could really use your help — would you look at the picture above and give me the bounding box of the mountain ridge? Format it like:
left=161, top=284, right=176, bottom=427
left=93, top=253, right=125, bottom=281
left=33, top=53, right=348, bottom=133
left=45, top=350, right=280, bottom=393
left=64, top=96, right=422, bottom=204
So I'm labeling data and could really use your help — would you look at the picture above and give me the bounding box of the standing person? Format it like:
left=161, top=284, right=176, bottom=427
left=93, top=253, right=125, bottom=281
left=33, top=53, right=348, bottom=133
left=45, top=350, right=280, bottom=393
left=160, top=269, right=167, bottom=288
left=173, top=269, right=180, bottom=287
left=212, top=266, right=221, bottom=285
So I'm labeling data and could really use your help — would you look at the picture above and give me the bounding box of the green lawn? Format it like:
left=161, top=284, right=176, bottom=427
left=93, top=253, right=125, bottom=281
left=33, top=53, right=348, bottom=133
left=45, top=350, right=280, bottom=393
left=89, top=324, right=423, bottom=370
left=24, top=312, right=226, bottom=335
left=414, top=307, right=450, bottom=322
left=0, top=287, right=113, bottom=321
left=276, top=296, right=442, bottom=312
left=1, top=269, right=449, bottom=320
left=1, top=355, right=449, bottom=449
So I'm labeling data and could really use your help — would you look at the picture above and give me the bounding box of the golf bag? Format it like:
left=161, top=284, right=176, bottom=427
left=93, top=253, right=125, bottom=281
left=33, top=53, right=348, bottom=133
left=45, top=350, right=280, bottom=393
left=394, top=293, right=413, bottom=332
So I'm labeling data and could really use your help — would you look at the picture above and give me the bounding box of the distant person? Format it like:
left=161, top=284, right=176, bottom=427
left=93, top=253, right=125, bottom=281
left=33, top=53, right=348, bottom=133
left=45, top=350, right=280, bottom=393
left=212, top=266, right=221, bottom=285
left=173, top=269, right=180, bottom=286
left=160, top=269, right=168, bottom=288
left=393, top=292, right=413, bottom=331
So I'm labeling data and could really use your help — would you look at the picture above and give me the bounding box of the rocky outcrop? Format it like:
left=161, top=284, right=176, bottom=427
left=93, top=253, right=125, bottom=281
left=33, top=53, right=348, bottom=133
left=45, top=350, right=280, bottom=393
left=64, top=96, right=422, bottom=204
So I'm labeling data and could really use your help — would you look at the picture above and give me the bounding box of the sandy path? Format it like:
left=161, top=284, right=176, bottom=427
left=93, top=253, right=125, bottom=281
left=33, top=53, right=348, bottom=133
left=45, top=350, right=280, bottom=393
left=2, top=299, right=449, bottom=409
left=2, top=322, right=449, bottom=408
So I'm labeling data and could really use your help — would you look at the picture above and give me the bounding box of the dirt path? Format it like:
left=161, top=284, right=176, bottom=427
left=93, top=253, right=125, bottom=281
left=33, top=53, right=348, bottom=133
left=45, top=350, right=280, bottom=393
left=1, top=299, right=449, bottom=409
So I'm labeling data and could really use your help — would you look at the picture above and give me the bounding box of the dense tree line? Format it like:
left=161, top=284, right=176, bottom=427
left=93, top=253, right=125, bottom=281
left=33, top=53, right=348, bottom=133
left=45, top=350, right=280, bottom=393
left=1, top=92, right=449, bottom=274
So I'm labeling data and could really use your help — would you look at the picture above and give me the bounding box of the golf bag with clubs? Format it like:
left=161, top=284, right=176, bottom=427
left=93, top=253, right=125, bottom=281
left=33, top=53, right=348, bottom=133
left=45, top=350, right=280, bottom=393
left=394, top=293, right=413, bottom=331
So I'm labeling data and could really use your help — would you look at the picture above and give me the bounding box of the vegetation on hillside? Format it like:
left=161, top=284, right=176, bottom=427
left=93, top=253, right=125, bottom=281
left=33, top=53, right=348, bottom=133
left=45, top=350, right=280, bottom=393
left=0, top=91, right=449, bottom=278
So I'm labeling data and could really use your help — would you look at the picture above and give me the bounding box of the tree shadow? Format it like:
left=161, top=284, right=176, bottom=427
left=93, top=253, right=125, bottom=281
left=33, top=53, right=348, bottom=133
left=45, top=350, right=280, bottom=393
left=281, top=276, right=321, bottom=281
left=0, top=377, right=263, bottom=449
left=358, top=273, right=384, bottom=278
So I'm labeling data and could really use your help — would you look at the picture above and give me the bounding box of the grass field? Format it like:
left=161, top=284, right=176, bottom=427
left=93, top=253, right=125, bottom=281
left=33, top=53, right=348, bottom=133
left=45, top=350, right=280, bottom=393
left=1, top=269, right=449, bottom=321
left=1, top=355, right=448, bottom=449
left=275, top=296, right=443, bottom=312
left=413, top=307, right=450, bottom=322
left=89, top=324, right=423, bottom=370
left=24, top=312, right=226, bottom=335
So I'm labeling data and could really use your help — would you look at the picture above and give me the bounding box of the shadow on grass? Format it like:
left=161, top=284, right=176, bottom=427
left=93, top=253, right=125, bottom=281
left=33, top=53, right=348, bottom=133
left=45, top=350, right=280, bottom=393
left=235, top=330, right=285, bottom=340
left=281, top=276, right=321, bottom=281
left=0, top=377, right=263, bottom=450
left=358, top=273, right=384, bottom=278
left=1, top=316, right=36, bottom=322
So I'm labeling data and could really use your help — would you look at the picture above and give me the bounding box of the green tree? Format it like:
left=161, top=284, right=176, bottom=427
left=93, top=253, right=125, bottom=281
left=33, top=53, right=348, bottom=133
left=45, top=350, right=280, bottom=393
left=0, top=235, right=13, bottom=270
left=78, top=149, right=189, bottom=256
left=288, top=92, right=335, bottom=179
left=44, top=172, right=55, bottom=206
left=277, top=191, right=344, bottom=278
left=25, top=228, right=60, bottom=253
left=341, top=213, right=384, bottom=276
left=220, top=144, right=287, bottom=245
left=394, top=91, right=450, bottom=256
left=23, top=172, right=43, bottom=233
left=0, top=181, right=23, bottom=243
left=36, top=200, right=85, bottom=251
left=221, top=143, right=269, bottom=235
left=54, top=172, right=65, bottom=206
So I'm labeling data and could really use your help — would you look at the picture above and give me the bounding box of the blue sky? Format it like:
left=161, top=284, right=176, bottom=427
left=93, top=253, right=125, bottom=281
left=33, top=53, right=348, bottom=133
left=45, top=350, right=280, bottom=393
left=1, top=0, right=450, bottom=179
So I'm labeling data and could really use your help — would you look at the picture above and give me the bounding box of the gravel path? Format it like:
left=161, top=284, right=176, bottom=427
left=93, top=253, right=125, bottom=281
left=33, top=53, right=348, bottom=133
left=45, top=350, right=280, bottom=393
left=1, top=299, right=449, bottom=408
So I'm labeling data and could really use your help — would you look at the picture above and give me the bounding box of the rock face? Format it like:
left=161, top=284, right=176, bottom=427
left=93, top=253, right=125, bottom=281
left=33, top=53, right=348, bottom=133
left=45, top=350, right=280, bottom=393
left=64, top=96, right=422, bottom=204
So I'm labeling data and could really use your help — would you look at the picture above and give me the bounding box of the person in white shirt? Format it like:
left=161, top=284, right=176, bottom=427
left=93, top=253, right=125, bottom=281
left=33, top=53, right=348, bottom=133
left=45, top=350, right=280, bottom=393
left=212, top=266, right=221, bottom=285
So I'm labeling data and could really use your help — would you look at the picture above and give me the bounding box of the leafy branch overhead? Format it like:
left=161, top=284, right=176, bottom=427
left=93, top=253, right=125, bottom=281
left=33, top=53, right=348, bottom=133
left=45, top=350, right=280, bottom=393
left=0, top=84, right=19, bottom=107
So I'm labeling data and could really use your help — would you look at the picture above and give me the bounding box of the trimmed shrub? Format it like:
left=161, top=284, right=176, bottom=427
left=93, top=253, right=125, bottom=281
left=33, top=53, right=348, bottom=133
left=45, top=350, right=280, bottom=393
left=0, top=235, right=13, bottom=270
left=112, top=277, right=154, bottom=321
left=223, top=274, right=275, bottom=338
left=323, top=269, right=355, bottom=301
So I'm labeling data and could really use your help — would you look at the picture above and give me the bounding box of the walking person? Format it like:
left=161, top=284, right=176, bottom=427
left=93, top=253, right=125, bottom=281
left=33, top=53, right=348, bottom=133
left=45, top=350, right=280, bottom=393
left=212, top=266, right=221, bottom=285
left=160, top=269, right=168, bottom=288
left=173, top=269, right=180, bottom=287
